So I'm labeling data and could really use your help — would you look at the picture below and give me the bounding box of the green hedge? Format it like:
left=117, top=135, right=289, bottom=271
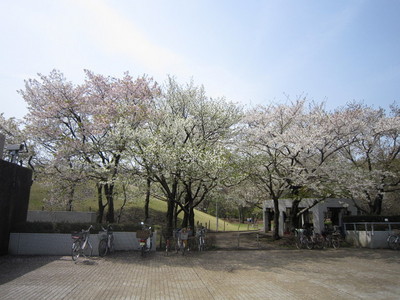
left=11, top=222, right=143, bottom=233
left=343, top=215, right=400, bottom=223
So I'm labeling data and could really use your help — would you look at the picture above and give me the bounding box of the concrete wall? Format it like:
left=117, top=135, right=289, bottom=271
left=0, top=160, right=32, bottom=255
left=8, top=232, right=157, bottom=256
left=27, top=211, right=97, bottom=223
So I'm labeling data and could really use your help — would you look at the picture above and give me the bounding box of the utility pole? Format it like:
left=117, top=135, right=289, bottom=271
left=216, top=199, right=219, bottom=232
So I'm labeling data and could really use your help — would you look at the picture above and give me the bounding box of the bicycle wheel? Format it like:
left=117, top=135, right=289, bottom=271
left=305, top=237, right=314, bottom=250
left=84, top=241, right=93, bottom=258
left=98, top=239, right=107, bottom=257
left=181, top=241, right=186, bottom=256
left=395, top=237, right=400, bottom=250
left=198, top=237, right=205, bottom=251
left=295, top=237, right=302, bottom=249
left=332, top=237, right=340, bottom=249
left=314, top=234, right=324, bottom=249
left=387, top=235, right=398, bottom=250
left=72, top=241, right=80, bottom=261
left=141, top=245, right=146, bottom=257
left=324, top=236, right=332, bottom=248
left=109, top=235, right=115, bottom=254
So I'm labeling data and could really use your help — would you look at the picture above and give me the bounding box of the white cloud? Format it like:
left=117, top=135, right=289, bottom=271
left=72, top=0, right=186, bottom=78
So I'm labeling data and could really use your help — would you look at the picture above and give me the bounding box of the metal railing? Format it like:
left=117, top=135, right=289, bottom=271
left=344, top=222, right=400, bottom=235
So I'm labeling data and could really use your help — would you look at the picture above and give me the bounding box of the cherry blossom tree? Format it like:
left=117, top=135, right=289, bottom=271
left=18, top=68, right=399, bottom=230
left=20, top=70, right=159, bottom=221
left=242, top=100, right=360, bottom=238
left=130, top=77, right=241, bottom=235
left=335, top=103, right=400, bottom=215
left=241, top=101, right=306, bottom=239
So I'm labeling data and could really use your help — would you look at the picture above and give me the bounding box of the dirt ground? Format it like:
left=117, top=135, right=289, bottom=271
left=208, top=230, right=293, bottom=250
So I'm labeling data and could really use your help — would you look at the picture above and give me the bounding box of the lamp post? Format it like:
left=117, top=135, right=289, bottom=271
left=216, top=198, right=219, bottom=232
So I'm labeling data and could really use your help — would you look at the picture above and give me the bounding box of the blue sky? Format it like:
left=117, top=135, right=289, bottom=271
left=1, top=0, right=399, bottom=120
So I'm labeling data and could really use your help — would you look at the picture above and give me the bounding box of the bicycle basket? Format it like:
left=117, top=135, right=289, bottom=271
left=180, top=232, right=189, bottom=240
left=71, top=232, right=83, bottom=240
left=136, top=230, right=151, bottom=239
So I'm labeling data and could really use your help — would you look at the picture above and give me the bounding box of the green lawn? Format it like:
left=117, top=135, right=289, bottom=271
left=28, top=183, right=260, bottom=232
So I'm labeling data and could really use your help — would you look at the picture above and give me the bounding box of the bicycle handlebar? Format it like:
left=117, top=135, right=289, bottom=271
left=82, top=225, right=93, bottom=233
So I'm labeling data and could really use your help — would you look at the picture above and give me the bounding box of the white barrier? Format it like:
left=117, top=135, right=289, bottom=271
left=8, top=231, right=157, bottom=255
left=344, top=222, right=400, bottom=248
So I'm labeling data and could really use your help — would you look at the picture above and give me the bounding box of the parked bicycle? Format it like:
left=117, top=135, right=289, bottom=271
left=165, top=237, right=171, bottom=256
left=196, top=227, right=206, bottom=251
left=294, top=228, right=312, bottom=249
left=137, top=222, right=153, bottom=257
left=98, top=224, right=114, bottom=257
left=71, top=225, right=93, bottom=261
left=387, top=231, right=400, bottom=250
left=322, top=227, right=341, bottom=249
left=308, top=232, right=325, bottom=250
left=178, top=228, right=189, bottom=255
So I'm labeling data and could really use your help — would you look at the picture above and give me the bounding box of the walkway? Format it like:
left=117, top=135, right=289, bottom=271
left=0, top=248, right=399, bottom=299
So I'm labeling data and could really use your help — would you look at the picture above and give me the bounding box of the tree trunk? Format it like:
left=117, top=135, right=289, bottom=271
left=181, top=203, right=195, bottom=230
left=372, top=193, right=383, bottom=215
left=289, top=199, right=301, bottom=232
left=272, top=197, right=280, bottom=240
left=238, top=206, right=244, bottom=223
left=181, top=212, right=188, bottom=228
left=173, top=204, right=179, bottom=229
left=66, top=184, right=75, bottom=212
left=105, top=183, right=115, bottom=223
left=166, top=197, right=175, bottom=238
left=181, top=191, right=191, bottom=228
left=144, top=177, right=151, bottom=220
left=117, top=183, right=128, bottom=223
left=189, top=206, right=195, bottom=230
left=96, top=183, right=104, bottom=223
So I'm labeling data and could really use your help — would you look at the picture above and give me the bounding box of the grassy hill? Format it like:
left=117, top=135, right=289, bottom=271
left=28, top=183, right=259, bottom=232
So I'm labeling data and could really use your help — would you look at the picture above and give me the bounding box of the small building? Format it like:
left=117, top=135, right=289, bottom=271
left=263, top=198, right=358, bottom=236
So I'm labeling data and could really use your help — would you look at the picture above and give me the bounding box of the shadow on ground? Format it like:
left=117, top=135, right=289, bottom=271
left=0, top=255, right=62, bottom=285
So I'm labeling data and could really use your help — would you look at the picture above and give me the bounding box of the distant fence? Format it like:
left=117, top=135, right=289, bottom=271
left=27, top=211, right=97, bottom=224
left=344, top=222, right=400, bottom=248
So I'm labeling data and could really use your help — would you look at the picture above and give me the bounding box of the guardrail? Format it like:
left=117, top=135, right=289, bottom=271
left=344, top=222, right=400, bottom=248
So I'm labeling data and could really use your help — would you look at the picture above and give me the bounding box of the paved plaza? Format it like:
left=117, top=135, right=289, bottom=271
left=0, top=248, right=399, bottom=299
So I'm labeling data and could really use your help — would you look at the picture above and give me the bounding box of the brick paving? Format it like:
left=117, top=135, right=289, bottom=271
left=1, top=248, right=400, bottom=300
